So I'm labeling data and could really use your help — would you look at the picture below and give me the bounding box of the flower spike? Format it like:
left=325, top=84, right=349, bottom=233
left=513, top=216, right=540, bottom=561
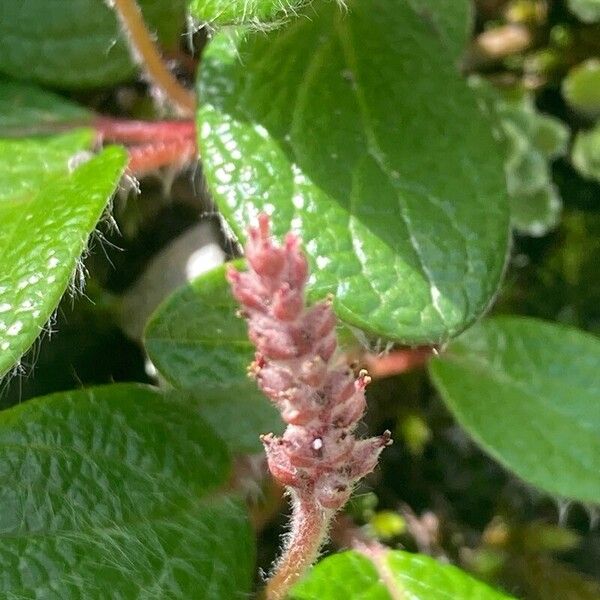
left=228, top=214, right=391, bottom=599
left=228, top=215, right=391, bottom=510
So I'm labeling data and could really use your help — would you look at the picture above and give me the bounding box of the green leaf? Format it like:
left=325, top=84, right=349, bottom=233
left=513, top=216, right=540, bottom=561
left=0, top=78, right=91, bottom=136
left=0, top=131, right=126, bottom=378
left=568, top=0, right=600, bottom=23
left=145, top=263, right=282, bottom=453
left=405, top=0, right=473, bottom=60
left=572, top=121, right=600, bottom=183
left=291, top=550, right=514, bottom=599
left=188, top=0, right=309, bottom=27
left=144, top=263, right=250, bottom=391
left=197, top=0, right=509, bottom=344
left=562, top=59, right=600, bottom=118
left=0, top=383, right=254, bottom=598
left=178, top=384, right=282, bottom=454
left=0, top=0, right=186, bottom=88
left=429, top=316, right=600, bottom=503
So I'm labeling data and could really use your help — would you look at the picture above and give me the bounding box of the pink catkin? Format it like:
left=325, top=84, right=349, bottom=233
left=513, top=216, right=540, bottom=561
left=227, top=214, right=391, bottom=511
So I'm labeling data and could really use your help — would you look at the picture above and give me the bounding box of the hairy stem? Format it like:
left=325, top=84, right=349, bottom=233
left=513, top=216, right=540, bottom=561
left=264, top=497, right=331, bottom=600
left=108, top=0, right=196, bottom=116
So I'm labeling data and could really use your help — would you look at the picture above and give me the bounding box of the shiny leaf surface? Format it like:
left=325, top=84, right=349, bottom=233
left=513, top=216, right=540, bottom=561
left=0, top=131, right=126, bottom=377
left=197, top=0, right=509, bottom=344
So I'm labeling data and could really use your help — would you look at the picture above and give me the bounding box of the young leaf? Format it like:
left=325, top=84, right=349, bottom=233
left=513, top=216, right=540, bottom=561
left=429, top=316, right=600, bottom=503
left=291, top=549, right=514, bottom=599
left=0, top=131, right=126, bottom=377
left=0, top=384, right=254, bottom=598
left=144, top=263, right=281, bottom=453
left=0, top=0, right=186, bottom=88
left=0, top=78, right=91, bottom=136
left=197, top=0, right=510, bottom=345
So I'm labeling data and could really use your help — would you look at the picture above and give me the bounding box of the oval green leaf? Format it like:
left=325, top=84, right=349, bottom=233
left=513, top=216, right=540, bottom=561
left=0, top=131, right=126, bottom=377
left=197, top=0, right=509, bottom=344
left=291, top=549, right=514, bottom=599
left=0, top=383, right=254, bottom=598
left=429, top=316, right=600, bottom=503
left=144, top=263, right=282, bottom=453
left=0, top=0, right=186, bottom=88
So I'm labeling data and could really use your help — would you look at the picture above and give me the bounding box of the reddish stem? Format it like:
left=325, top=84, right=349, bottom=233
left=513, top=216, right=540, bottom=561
left=127, top=138, right=197, bottom=175
left=364, top=347, right=434, bottom=379
left=264, top=497, right=330, bottom=600
left=94, top=116, right=197, bottom=176
left=95, top=116, right=196, bottom=144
